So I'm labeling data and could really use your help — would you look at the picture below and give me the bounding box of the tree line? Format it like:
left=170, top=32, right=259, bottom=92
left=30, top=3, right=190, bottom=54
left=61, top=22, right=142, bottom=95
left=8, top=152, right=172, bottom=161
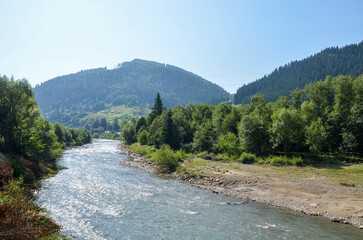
left=0, top=75, right=92, bottom=239
left=122, top=75, right=363, bottom=162
left=34, top=59, right=230, bottom=128
left=0, top=75, right=91, bottom=171
left=234, top=41, right=363, bottom=104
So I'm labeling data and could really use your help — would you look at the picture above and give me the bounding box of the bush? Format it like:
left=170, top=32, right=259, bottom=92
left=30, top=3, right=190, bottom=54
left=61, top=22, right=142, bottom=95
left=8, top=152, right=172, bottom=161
left=237, top=152, right=257, bottom=164
left=151, top=145, right=180, bottom=173
left=264, top=155, right=292, bottom=166
left=292, top=157, right=304, bottom=166
left=129, top=144, right=155, bottom=157
left=10, top=158, right=26, bottom=178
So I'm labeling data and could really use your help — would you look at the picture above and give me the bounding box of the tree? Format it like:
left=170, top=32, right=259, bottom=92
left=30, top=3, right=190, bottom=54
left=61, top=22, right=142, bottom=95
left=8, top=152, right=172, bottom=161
left=270, top=108, right=304, bottom=153
left=193, top=121, right=216, bottom=152
left=137, top=130, right=149, bottom=145
left=215, top=132, right=241, bottom=159
left=121, top=121, right=136, bottom=145
left=162, top=110, right=178, bottom=149
left=135, top=117, right=147, bottom=134
left=238, top=112, right=270, bottom=154
left=305, top=118, right=327, bottom=153
left=0, top=77, right=39, bottom=153
left=148, top=116, right=164, bottom=147
left=99, top=118, right=108, bottom=130
left=112, top=117, right=120, bottom=131
left=290, top=88, right=304, bottom=109
left=148, top=93, right=164, bottom=125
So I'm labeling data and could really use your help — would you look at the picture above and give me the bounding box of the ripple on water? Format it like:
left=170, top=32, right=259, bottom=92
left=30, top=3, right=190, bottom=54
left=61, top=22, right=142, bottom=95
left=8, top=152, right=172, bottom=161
left=36, top=140, right=363, bottom=240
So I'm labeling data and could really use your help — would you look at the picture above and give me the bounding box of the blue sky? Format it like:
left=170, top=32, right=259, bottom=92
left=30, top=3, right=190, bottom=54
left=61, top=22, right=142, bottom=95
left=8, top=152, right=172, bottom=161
left=0, top=0, right=362, bottom=93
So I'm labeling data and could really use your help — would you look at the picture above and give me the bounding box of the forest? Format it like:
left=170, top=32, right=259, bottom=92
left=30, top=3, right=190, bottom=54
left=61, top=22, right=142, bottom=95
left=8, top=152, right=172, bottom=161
left=33, top=59, right=230, bottom=128
left=122, top=75, right=363, bottom=172
left=234, top=41, right=363, bottom=104
left=0, top=75, right=91, bottom=239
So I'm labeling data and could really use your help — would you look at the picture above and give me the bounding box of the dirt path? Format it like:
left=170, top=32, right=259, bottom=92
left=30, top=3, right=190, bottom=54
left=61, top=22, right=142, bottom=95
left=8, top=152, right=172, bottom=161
left=119, top=145, right=363, bottom=229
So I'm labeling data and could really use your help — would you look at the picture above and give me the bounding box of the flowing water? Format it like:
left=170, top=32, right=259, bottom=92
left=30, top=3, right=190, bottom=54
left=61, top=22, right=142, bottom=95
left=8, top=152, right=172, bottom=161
left=36, top=139, right=363, bottom=239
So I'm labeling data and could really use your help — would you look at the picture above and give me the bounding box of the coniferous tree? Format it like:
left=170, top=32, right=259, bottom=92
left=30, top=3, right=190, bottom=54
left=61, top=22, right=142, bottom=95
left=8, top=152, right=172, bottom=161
left=148, top=93, right=164, bottom=125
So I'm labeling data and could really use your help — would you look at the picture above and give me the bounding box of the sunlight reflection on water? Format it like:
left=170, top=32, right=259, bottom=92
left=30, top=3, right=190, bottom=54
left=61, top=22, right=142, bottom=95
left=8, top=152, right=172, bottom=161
left=36, top=140, right=363, bottom=240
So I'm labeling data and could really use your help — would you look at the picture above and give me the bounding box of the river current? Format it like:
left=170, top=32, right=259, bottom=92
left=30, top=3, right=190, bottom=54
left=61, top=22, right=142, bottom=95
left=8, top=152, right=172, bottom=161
left=36, top=139, right=363, bottom=239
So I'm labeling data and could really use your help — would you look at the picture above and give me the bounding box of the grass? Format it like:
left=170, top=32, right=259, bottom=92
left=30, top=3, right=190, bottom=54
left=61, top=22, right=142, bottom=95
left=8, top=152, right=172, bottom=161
left=81, top=105, right=150, bottom=122
left=325, top=168, right=363, bottom=173
left=187, top=160, right=208, bottom=167
left=129, top=143, right=156, bottom=157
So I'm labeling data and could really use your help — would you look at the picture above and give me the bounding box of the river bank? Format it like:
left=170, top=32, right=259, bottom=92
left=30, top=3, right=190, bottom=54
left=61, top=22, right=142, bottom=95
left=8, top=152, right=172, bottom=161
left=119, top=144, right=363, bottom=229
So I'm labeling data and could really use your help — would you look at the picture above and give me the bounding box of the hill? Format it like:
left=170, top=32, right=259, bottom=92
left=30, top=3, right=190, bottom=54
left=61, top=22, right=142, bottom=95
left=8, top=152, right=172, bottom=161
left=234, top=41, right=363, bottom=104
left=34, top=59, right=230, bottom=127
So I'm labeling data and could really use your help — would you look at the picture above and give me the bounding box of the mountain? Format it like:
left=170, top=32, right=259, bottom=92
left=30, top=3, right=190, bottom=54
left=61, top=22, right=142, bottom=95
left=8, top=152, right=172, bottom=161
left=34, top=59, right=230, bottom=127
left=234, top=41, right=363, bottom=104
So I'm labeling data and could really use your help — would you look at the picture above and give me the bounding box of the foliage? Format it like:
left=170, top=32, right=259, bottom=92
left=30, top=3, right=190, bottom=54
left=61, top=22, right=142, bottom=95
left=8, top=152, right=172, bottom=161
left=33, top=59, right=230, bottom=128
left=129, top=144, right=155, bottom=157
left=237, top=152, right=257, bottom=164
left=124, top=75, right=363, bottom=170
left=234, top=41, right=363, bottom=104
left=0, top=178, right=60, bottom=239
left=0, top=75, right=91, bottom=239
left=151, top=145, right=181, bottom=173
left=215, top=132, right=241, bottom=159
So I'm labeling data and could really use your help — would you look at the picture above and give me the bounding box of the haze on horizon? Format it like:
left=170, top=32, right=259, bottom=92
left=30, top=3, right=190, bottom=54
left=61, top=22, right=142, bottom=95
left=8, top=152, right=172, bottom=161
left=0, top=0, right=362, bottom=93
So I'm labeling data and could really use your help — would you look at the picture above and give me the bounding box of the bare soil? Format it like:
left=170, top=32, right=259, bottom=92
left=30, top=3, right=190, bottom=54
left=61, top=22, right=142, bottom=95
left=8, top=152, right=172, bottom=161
left=118, top=145, right=363, bottom=229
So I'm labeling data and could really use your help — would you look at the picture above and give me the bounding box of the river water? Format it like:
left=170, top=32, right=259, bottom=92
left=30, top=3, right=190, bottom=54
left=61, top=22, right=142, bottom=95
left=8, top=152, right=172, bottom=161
left=36, top=139, right=362, bottom=239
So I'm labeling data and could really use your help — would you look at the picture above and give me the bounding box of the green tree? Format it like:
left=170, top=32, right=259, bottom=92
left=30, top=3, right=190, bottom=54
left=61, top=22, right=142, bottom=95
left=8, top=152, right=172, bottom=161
left=148, top=93, right=164, bottom=125
left=137, top=130, right=149, bottom=145
left=215, top=132, right=241, bottom=159
left=193, top=121, right=215, bottom=152
left=112, top=117, right=120, bottom=131
left=305, top=118, right=327, bottom=153
left=270, top=108, right=304, bottom=153
left=121, top=121, right=136, bottom=145
left=99, top=118, right=108, bottom=130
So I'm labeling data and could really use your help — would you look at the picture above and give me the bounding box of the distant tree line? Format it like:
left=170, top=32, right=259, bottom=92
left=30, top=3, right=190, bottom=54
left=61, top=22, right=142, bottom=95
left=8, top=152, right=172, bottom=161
left=123, top=75, right=363, bottom=160
left=234, top=41, right=363, bottom=104
left=33, top=59, right=230, bottom=128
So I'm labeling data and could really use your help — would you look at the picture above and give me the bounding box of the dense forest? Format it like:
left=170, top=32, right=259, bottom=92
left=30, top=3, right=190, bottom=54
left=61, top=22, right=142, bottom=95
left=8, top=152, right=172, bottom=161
left=234, top=41, right=363, bottom=104
left=0, top=75, right=91, bottom=239
left=33, top=59, right=230, bottom=127
left=123, top=75, right=363, bottom=172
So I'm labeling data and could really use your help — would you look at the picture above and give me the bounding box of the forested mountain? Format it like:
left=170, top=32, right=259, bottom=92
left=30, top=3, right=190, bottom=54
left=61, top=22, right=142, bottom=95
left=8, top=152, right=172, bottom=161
left=34, top=59, right=230, bottom=127
left=234, top=41, right=363, bottom=104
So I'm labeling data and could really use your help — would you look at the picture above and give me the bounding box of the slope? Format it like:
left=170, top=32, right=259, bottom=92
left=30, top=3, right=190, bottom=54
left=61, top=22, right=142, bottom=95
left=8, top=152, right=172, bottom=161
left=234, top=41, right=363, bottom=104
left=34, top=59, right=230, bottom=127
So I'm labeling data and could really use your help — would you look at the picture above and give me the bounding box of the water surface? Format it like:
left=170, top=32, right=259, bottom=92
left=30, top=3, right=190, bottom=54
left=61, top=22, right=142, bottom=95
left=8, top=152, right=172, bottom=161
left=36, top=140, right=363, bottom=239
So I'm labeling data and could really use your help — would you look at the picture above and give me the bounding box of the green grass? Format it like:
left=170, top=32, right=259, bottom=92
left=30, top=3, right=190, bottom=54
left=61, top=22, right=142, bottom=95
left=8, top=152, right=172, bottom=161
left=129, top=144, right=156, bottom=157
left=81, top=105, right=150, bottom=122
left=325, top=168, right=363, bottom=173
left=187, top=160, right=208, bottom=167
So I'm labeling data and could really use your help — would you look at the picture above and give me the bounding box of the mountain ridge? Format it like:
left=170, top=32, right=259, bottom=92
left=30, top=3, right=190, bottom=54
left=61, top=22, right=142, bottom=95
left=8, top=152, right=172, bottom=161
left=233, top=41, right=363, bottom=104
left=34, top=59, right=231, bottom=127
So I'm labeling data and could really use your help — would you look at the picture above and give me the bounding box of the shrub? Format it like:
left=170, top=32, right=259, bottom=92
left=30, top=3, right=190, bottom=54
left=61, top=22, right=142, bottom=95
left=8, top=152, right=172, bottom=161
left=129, top=144, right=155, bottom=157
left=151, top=145, right=180, bottom=173
left=264, top=155, right=292, bottom=166
left=292, top=157, right=304, bottom=166
left=237, top=152, right=257, bottom=164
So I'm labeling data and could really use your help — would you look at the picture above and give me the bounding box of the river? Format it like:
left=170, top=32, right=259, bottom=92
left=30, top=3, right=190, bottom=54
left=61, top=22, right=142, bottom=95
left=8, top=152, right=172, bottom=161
left=35, top=139, right=363, bottom=239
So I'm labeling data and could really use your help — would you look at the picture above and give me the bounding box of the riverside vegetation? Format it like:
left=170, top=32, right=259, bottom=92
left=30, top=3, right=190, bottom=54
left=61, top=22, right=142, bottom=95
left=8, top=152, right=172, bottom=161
left=0, top=76, right=91, bottom=239
left=121, top=75, right=363, bottom=228
left=122, top=75, right=363, bottom=174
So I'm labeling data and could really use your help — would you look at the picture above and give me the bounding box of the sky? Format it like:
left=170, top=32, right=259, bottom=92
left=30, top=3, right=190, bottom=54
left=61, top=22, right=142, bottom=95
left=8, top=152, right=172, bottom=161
left=0, top=0, right=362, bottom=93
